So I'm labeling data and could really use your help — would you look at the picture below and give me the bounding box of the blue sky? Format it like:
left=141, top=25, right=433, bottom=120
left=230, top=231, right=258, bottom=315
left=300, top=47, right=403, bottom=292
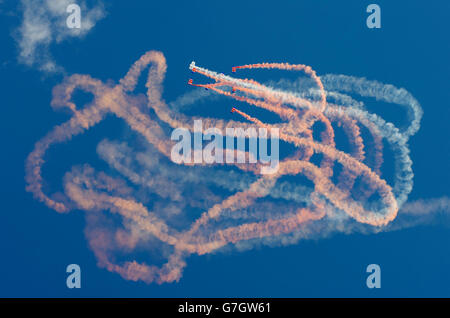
left=0, top=0, right=449, bottom=297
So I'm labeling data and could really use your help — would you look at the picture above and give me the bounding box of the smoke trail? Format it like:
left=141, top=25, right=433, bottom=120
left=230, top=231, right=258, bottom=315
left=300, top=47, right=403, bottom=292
left=25, top=50, right=444, bottom=284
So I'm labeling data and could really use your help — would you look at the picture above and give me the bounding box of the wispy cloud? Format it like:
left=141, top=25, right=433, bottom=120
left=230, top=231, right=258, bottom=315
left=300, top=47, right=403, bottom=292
left=15, top=0, right=106, bottom=73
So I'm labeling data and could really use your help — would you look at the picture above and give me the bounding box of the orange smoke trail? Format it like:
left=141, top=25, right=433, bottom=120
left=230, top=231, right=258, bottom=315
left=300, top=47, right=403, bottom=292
left=193, top=60, right=397, bottom=225
left=232, top=63, right=327, bottom=111
left=230, top=107, right=397, bottom=226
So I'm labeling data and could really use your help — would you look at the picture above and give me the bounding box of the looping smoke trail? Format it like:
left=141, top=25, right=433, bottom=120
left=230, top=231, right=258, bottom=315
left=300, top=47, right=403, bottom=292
left=26, top=51, right=436, bottom=284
